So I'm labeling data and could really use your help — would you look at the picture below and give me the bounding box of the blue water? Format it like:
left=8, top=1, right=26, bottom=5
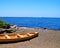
left=0, top=17, right=60, bottom=30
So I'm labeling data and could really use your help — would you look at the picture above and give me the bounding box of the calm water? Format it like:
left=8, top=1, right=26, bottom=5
left=0, top=17, right=60, bottom=30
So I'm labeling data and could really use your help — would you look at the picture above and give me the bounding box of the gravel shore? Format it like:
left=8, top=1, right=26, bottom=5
left=0, top=27, right=60, bottom=48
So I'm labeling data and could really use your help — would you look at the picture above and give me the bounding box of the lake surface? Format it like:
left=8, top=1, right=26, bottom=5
left=0, top=17, right=60, bottom=30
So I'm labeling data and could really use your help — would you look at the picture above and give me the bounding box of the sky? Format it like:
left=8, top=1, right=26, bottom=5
left=0, top=0, right=60, bottom=17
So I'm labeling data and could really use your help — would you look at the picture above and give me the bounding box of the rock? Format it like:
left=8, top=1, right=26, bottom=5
left=10, top=25, right=17, bottom=28
left=0, top=28, right=14, bottom=33
left=10, top=25, right=19, bottom=31
left=0, top=28, right=5, bottom=34
left=4, top=29, right=13, bottom=33
left=0, top=25, right=19, bottom=34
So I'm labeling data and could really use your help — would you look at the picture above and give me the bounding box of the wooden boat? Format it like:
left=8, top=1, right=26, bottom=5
left=0, top=32, right=38, bottom=43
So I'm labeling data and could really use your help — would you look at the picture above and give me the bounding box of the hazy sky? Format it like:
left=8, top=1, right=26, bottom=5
left=0, top=0, right=60, bottom=17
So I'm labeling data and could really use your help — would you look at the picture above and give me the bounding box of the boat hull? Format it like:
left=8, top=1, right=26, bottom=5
left=0, top=32, right=38, bottom=43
